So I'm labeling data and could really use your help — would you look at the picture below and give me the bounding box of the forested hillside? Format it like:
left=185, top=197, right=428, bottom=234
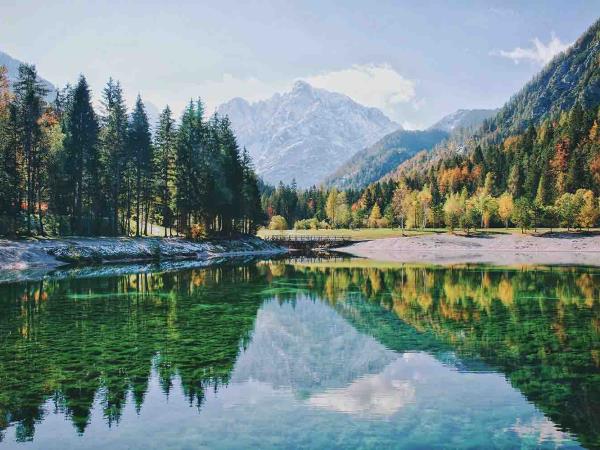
left=490, top=22, right=600, bottom=137
left=362, top=18, right=600, bottom=231
left=428, top=108, right=498, bottom=133
left=263, top=18, right=600, bottom=232
left=0, top=64, right=262, bottom=238
left=325, top=129, right=448, bottom=190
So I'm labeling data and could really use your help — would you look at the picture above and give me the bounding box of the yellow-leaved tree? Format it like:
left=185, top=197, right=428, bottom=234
left=443, top=193, right=464, bottom=231
left=368, top=204, right=383, bottom=228
left=577, top=189, right=599, bottom=229
left=498, top=192, right=514, bottom=228
left=269, top=215, right=288, bottom=231
left=391, top=183, right=410, bottom=231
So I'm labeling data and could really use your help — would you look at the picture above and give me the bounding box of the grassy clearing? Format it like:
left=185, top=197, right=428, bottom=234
left=258, top=227, right=600, bottom=240
left=258, top=228, right=444, bottom=240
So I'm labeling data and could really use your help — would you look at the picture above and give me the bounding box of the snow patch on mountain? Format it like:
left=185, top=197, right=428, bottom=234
left=217, top=81, right=400, bottom=187
left=428, top=108, right=498, bottom=133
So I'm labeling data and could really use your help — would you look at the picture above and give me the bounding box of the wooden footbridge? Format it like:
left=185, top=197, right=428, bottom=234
left=264, top=235, right=355, bottom=251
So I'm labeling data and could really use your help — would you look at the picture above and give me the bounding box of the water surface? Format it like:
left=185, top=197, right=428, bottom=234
left=0, top=259, right=598, bottom=449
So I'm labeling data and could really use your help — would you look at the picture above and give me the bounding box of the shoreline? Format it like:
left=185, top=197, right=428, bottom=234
left=3, top=231, right=600, bottom=284
left=336, top=232, right=600, bottom=267
left=0, top=254, right=280, bottom=285
left=0, top=236, right=287, bottom=283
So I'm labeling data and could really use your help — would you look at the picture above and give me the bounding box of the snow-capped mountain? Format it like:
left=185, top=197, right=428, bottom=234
left=217, top=80, right=400, bottom=187
left=428, top=108, right=498, bottom=133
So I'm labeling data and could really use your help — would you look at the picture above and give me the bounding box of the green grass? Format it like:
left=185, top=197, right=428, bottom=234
left=258, top=227, right=600, bottom=240
left=258, top=227, right=444, bottom=240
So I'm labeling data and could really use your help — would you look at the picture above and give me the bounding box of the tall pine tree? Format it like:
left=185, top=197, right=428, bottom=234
left=100, top=78, right=128, bottom=235
left=127, top=95, right=153, bottom=236
left=154, top=105, right=177, bottom=236
left=0, top=65, right=19, bottom=235
left=12, top=64, right=47, bottom=234
left=62, top=76, right=100, bottom=234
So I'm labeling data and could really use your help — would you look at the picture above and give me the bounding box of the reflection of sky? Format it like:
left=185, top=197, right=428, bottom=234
left=3, top=297, right=581, bottom=449
left=509, top=417, right=573, bottom=446
left=308, top=358, right=416, bottom=417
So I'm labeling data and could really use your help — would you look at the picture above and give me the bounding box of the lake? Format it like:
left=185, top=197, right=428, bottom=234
left=0, top=258, right=598, bottom=449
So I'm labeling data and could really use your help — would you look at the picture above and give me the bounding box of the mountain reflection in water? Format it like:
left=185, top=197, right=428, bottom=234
left=0, top=259, right=598, bottom=449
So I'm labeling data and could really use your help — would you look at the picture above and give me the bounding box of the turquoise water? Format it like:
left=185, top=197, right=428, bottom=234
left=0, top=259, right=598, bottom=449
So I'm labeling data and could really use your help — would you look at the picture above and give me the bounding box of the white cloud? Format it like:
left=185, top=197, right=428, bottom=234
left=303, top=63, right=416, bottom=119
left=495, top=34, right=571, bottom=65
left=165, top=63, right=417, bottom=122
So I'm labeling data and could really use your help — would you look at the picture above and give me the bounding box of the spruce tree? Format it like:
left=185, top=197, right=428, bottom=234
left=217, top=116, right=243, bottom=234
left=240, top=147, right=262, bottom=233
left=154, top=106, right=177, bottom=236
left=127, top=95, right=153, bottom=236
left=0, top=66, right=20, bottom=235
left=175, top=101, right=205, bottom=235
left=203, top=113, right=223, bottom=231
left=12, top=64, right=47, bottom=234
left=100, top=78, right=128, bottom=235
left=62, top=75, right=100, bottom=234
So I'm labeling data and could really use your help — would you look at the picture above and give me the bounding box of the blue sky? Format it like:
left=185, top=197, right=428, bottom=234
left=1, top=0, right=598, bottom=128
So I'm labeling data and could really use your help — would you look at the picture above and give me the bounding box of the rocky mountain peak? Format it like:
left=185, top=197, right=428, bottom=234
left=217, top=83, right=400, bottom=187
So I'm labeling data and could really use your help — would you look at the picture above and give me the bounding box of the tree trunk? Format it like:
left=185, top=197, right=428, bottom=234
left=113, top=179, right=120, bottom=236
left=26, top=155, right=32, bottom=235
left=136, top=175, right=140, bottom=236
left=37, top=197, right=44, bottom=236
left=143, top=195, right=149, bottom=236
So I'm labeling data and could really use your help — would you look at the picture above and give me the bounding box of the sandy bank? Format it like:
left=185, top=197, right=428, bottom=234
left=338, top=232, right=600, bottom=266
left=0, top=236, right=286, bottom=272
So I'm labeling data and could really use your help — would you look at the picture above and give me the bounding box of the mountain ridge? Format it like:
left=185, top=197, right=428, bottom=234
left=387, top=18, right=600, bottom=181
left=325, top=107, right=497, bottom=190
left=0, top=50, right=57, bottom=100
left=325, top=128, right=449, bottom=190
left=217, top=80, right=400, bottom=187
left=428, top=108, right=499, bottom=133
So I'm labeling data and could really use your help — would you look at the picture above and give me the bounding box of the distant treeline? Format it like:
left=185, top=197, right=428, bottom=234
left=0, top=64, right=262, bottom=238
left=263, top=102, right=600, bottom=232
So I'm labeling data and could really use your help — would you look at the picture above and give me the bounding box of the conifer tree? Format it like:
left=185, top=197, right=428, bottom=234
left=154, top=106, right=177, bottom=236
left=0, top=65, right=19, bottom=235
left=12, top=64, right=48, bottom=234
left=62, top=75, right=99, bottom=234
left=175, top=101, right=207, bottom=235
left=217, top=116, right=244, bottom=234
left=240, top=147, right=262, bottom=233
left=128, top=95, right=153, bottom=236
left=100, top=78, right=128, bottom=234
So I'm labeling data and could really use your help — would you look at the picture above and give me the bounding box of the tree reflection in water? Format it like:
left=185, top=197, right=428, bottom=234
left=0, top=260, right=598, bottom=448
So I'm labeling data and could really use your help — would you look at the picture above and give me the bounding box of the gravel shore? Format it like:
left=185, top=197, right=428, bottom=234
left=338, top=232, right=600, bottom=266
left=0, top=236, right=286, bottom=271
